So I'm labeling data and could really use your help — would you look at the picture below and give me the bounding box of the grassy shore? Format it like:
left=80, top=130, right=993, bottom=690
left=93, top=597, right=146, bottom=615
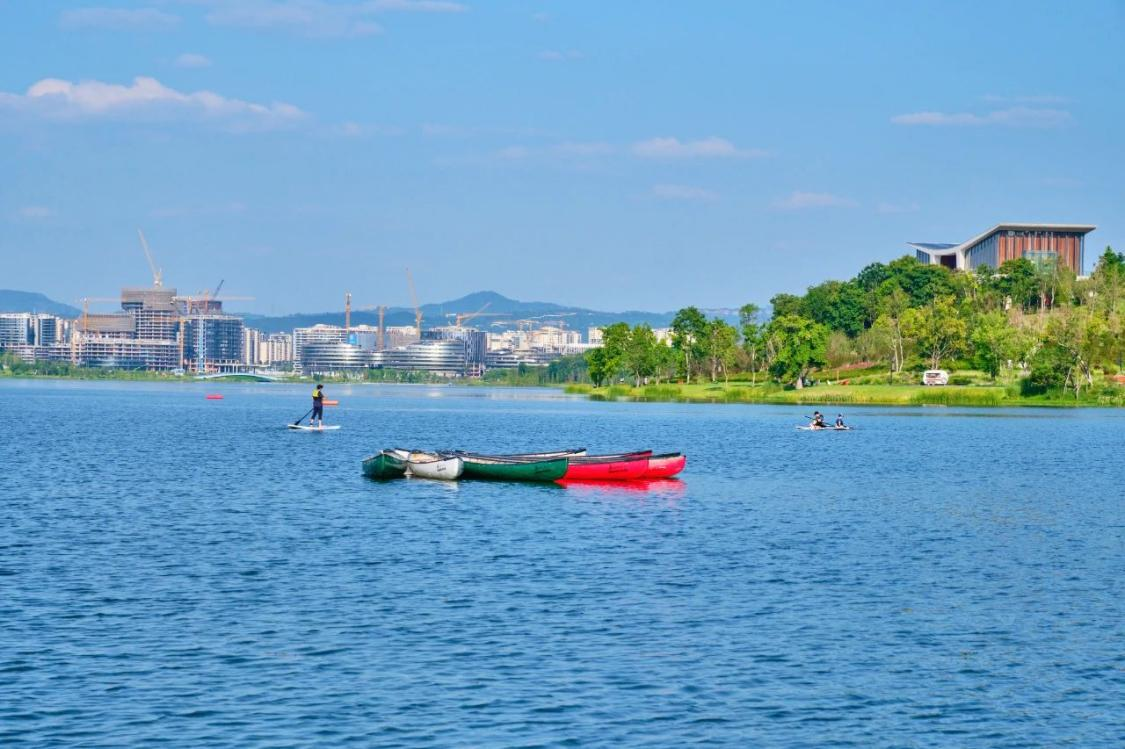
left=562, top=381, right=1125, bottom=407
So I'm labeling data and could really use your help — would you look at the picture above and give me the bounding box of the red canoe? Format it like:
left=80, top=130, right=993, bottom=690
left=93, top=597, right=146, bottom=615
left=644, top=453, right=686, bottom=478
left=561, top=454, right=650, bottom=481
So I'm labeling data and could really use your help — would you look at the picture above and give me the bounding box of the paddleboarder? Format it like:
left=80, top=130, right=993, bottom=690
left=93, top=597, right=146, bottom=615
left=810, top=411, right=826, bottom=429
left=311, top=383, right=326, bottom=428
left=835, top=413, right=846, bottom=428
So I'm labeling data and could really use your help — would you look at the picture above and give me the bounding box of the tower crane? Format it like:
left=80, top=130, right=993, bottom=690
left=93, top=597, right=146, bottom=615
left=136, top=229, right=163, bottom=288
left=344, top=291, right=352, bottom=336
left=405, top=268, right=422, bottom=333
left=445, top=301, right=507, bottom=327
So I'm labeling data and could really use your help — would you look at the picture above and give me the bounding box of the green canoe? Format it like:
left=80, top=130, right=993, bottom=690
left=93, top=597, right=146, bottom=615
left=458, top=455, right=569, bottom=482
left=362, top=449, right=408, bottom=479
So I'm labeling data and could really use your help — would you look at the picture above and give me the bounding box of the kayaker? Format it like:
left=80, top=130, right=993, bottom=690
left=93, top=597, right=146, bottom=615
left=810, top=411, right=826, bottom=429
left=835, top=413, right=846, bottom=428
left=311, top=383, right=326, bottom=428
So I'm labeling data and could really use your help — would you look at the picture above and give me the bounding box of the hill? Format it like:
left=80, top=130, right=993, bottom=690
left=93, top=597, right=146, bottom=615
left=243, top=290, right=711, bottom=335
left=0, top=290, right=80, bottom=318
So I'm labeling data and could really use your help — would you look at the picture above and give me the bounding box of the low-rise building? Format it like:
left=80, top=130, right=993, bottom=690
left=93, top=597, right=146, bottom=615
left=909, top=223, right=1096, bottom=273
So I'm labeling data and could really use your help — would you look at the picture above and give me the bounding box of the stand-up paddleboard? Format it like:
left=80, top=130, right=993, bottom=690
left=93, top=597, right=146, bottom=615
left=288, top=424, right=341, bottom=431
left=796, top=425, right=852, bottom=431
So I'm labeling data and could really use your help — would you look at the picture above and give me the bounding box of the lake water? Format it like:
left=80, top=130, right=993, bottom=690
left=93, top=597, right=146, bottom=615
left=2, top=379, right=1123, bottom=747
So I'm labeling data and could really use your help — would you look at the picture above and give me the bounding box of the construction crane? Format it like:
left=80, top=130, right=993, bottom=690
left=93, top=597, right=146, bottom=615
left=174, top=291, right=254, bottom=315
left=357, top=304, right=388, bottom=350
left=447, top=310, right=508, bottom=327
left=136, top=229, right=163, bottom=288
left=405, top=268, right=422, bottom=333
left=344, top=291, right=352, bottom=336
left=75, top=297, right=119, bottom=333
left=444, top=301, right=504, bottom=327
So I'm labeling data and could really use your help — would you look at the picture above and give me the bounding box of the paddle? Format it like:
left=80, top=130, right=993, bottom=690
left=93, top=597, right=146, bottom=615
left=292, top=407, right=314, bottom=426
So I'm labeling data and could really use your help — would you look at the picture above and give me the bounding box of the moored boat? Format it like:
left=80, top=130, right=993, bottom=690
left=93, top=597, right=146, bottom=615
left=457, top=455, right=569, bottom=482
left=561, top=454, right=650, bottom=481
left=454, top=448, right=586, bottom=461
left=362, top=449, right=409, bottom=479
left=406, top=452, right=464, bottom=480
left=643, top=453, right=686, bottom=478
left=566, top=450, right=652, bottom=463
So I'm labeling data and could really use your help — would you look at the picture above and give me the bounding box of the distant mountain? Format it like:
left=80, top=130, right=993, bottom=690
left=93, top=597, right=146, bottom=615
left=243, top=290, right=712, bottom=335
left=0, top=290, right=80, bottom=318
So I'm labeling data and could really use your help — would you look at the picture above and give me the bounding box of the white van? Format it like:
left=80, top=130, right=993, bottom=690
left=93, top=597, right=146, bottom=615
left=922, top=369, right=949, bottom=386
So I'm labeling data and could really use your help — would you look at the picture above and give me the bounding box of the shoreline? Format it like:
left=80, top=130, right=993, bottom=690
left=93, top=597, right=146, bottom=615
left=3, top=371, right=1124, bottom=407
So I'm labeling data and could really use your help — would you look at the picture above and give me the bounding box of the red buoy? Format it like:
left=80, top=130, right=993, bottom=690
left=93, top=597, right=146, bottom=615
left=205, top=394, right=224, bottom=400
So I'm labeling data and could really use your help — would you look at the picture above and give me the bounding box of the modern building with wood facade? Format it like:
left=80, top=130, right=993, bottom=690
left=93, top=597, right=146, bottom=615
left=909, top=223, right=1095, bottom=273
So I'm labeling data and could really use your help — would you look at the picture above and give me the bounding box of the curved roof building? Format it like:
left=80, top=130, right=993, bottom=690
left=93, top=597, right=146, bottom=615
left=909, top=223, right=1095, bottom=273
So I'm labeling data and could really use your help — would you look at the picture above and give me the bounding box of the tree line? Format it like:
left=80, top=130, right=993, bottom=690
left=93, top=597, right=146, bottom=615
left=584, top=248, right=1125, bottom=397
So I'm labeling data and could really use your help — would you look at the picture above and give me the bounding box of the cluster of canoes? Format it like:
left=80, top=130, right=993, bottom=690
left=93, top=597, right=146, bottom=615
left=361, top=448, right=686, bottom=482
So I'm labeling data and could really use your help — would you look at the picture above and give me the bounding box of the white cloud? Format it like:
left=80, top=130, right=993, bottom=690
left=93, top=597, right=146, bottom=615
left=876, top=201, right=919, bottom=214
left=18, top=206, right=55, bottom=219
left=175, top=53, right=213, bottom=69
left=539, top=49, right=583, bottom=61
left=0, top=76, right=305, bottom=131
left=632, top=136, right=766, bottom=159
left=199, top=0, right=465, bottom=37
left=60, top=7, right=181, bottom=31
left=773, top=191, right=857, bottom=210
left=891, top=107, right=1071, bottom=128
left=652, top=184, right=718, bottom=202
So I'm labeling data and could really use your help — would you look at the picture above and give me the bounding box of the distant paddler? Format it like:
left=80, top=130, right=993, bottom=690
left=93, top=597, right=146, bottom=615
left=311, top=383, right=326, bottom=428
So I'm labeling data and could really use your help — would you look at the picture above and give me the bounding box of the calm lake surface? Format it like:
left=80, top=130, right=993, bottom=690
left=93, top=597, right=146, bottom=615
left=2, top=379, right=1123, bottom=748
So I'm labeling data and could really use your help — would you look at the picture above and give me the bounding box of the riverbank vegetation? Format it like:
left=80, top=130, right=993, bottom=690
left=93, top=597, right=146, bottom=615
left=578, top=248, right=1125, bottom=406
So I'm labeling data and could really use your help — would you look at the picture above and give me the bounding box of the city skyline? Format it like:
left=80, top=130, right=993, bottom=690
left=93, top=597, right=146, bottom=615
left=2, top=1, right=1122, bottom=313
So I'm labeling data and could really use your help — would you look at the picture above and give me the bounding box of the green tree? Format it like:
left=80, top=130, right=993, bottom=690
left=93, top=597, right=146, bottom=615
left=1091, top=246, right=1125, bottom=314
left=705, top=319, right=740, bottom=383
left=585, top=347, right=610, bottom=387
left=651, top=340, right=679, bottom=384
left=802, top=280, right=867, bottom=337
left=884, top=255, right=956, bottom=307
left=874, top=284, right=910, bottom=372
left=670, top=306, right=708, bottom=383
left=854, top=262, right=890, bottom=292
left=768, top=293, right=804, bottom=319
left=1037, top=308, right=1114, bottom=397
left=739, top=303, right=763, bottom=383
left=970, top=311, right=1016, bottom=379
left=625, top=324, right=660, bottom=386
left=764, top=314, right=829, bottom=388
left=901, top=294, right=967, bottom=370
left=824, top=330, right=857, bottom=369
left=996, top=258, right=1040, bottom=311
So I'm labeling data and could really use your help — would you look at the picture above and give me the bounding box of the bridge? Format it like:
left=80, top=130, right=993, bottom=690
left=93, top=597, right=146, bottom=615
left=194, top=372, right=280, bottom=382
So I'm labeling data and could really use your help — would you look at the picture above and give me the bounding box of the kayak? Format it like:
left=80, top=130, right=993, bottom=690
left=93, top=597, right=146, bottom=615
left=406, top=452, right=464, bottom=481
left=288, top=424, right=340, bottom=431
left=567, top=450, right=652, bottom=463
left=454, top=448, right=587, bottom=461
left=562, top=454, right=650, bottom=481
left=362, top=449, right=409, bottom=479
left=644, top=453, right=686, bottom=478
left=457, top=455, right=569, bottom=482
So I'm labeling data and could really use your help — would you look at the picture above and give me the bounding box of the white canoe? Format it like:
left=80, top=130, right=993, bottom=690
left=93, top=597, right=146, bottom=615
left=406, top=453, right=464, bottom=481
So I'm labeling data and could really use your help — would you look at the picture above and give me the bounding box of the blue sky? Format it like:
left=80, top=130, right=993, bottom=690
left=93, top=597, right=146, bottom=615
left=2, top=1, right=1122, bottom=314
